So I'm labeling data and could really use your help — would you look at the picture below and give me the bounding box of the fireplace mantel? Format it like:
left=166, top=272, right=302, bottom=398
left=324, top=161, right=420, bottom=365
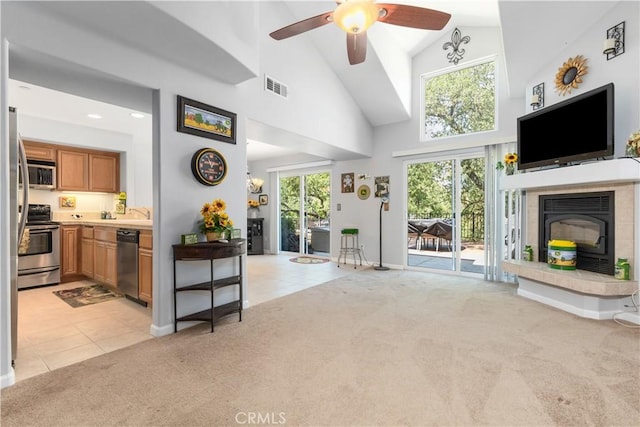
left=499, top=157, right=639, bottom=323
left=500, top=158, right=640, bottom=191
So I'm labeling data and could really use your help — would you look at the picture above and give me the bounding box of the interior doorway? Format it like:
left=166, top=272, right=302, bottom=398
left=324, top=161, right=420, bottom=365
left=278, top=171, right=331, bottom=257
left=406, top=154, right=486, bottom=275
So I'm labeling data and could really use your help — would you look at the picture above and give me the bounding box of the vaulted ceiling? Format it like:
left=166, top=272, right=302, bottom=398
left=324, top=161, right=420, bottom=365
left=6, top=1, right=619, bottom=162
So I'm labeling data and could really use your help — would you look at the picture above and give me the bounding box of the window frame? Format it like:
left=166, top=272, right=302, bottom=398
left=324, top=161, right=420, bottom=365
left=420, top=55, right=498, bottom=142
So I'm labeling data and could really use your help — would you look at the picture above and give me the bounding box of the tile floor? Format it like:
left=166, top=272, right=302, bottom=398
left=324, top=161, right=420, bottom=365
left=14, top=254, right=368, bottom=383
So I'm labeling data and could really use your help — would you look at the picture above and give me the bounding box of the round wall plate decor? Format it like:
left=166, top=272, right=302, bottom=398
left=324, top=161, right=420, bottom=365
left=191, top=148, right=227, bottom=186
left=357, top=184, right=371, bottom=200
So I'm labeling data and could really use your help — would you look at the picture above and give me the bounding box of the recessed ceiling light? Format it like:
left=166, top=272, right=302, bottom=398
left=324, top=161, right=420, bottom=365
left=130, top=112, right=144, bottom=119
left=87, top=113, right=102, bottom=119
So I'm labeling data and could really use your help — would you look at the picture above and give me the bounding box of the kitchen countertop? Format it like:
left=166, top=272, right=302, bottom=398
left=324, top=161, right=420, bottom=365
left=58, top=219, right=153, bottom=230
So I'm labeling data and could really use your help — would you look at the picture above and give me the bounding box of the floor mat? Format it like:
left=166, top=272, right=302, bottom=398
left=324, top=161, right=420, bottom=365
left=53, top=284, right=122, bottom=308
left=289, top=256, right=330, bottom=264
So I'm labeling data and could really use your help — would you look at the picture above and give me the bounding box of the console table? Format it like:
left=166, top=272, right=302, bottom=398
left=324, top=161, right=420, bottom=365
left=172, top=239, right=245, bottom=332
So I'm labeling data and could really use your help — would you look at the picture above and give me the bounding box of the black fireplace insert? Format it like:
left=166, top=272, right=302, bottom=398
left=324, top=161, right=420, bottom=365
left=539, top=191, right=614, bottom=275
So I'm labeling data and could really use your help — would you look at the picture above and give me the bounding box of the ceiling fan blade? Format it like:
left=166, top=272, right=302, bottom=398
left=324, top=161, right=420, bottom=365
left=376, top=4, right=451, bottom=30
left=269, top=12, right=333, bottom=40
left=346, top=32, right=367, bottom=65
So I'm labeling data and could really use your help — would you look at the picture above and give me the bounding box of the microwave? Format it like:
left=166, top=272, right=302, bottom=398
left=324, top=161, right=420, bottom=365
left=20, top=160, right=56, bottom=190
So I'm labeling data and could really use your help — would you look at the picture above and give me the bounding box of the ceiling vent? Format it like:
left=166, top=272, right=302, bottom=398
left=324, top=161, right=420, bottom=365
left=265, top=75, right=288, bottom=99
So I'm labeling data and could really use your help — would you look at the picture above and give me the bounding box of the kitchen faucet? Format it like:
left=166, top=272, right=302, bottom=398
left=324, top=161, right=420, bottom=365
left=128, top=207, right=151, bottom=219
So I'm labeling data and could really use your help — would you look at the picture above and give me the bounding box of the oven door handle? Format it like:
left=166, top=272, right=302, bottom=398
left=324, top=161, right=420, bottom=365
left=26, top=225, right=59, bottom=232
left=17, top=266, right=60, bottom=276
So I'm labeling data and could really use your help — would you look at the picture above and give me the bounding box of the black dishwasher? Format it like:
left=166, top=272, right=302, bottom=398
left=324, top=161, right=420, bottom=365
left=116, top=229, right=147, bottom=307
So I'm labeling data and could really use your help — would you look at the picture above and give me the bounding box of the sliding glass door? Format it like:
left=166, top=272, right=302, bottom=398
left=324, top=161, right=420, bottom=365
left=406, top=154, right=485, bottom=275
left=279, top=171, right=331, bottom=256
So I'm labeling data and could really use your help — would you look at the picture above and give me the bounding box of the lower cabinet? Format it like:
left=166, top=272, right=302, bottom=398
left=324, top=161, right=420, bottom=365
left=138, top=230, right=153, bottom=305
left=61, top=225, right=82, bottom=283
left=81, top=226, right=94, bottom=278
left=93, top=227, right=117, bottom=287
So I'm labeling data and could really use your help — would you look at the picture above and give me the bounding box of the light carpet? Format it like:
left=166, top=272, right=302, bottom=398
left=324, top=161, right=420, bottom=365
left=2, top=269, right=639, bottom=426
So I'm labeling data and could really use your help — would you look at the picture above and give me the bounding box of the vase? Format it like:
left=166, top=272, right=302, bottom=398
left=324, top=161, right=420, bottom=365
left=248, top=208, right=259, bottom=219
left=505, top=164, right=515, bottom=175
left=206, top=231, right=224, bottom=242
left=626, top=144, right=639, bottom=158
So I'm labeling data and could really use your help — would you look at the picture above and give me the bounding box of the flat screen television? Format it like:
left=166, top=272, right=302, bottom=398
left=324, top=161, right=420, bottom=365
left=517, top=82, right=614, bottom=171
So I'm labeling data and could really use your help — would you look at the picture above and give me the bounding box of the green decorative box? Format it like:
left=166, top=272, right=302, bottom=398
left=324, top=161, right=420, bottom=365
left=230, top=228, right=242, bottom=239
left=181, top=233, right=198, bottom=245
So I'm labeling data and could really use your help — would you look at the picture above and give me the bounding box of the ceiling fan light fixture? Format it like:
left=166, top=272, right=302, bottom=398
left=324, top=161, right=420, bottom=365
left=333, top=0, right=379, bottom=34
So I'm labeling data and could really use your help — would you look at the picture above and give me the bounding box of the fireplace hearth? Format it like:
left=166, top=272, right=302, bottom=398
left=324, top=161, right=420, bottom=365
left=539, top=191, right=614, bottom=275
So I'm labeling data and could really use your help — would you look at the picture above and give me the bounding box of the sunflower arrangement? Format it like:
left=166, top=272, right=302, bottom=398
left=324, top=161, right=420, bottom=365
left=198, top=198, right=234, bottom=235
left=247, top=199, right=260, bottom=210
left=496, top=152, right=518, bottom=175
left=627, top=130, right=640, bottom=157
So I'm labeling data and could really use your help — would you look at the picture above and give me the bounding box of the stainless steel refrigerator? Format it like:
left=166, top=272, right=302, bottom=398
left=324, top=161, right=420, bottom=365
left=9, top=106, right=29, bottom=365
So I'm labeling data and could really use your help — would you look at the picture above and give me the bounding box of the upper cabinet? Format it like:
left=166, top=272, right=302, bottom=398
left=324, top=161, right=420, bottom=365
left=89, top=153, right=119, bottom=193
left=56, top=146, right=120, bottom=193
left=23, top=140, right=56, bottom=162
left=57, top=149, right=89, bottom=191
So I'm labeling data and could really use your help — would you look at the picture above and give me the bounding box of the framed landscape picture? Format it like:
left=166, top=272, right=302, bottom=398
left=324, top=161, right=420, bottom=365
left=177, top=95, right=236, bottom=144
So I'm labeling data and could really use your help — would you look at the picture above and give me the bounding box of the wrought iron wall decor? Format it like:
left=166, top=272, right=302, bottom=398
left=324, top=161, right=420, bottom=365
left=442, top=28, right=470, bottom=65
left=603, top=21, right=625, bottom=60
left=531, top=83, right=544, bottom=110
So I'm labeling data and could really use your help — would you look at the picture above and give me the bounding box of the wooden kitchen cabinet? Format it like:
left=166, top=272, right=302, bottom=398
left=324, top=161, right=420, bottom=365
left=81, top=226, right=94, bottom=278
left=57, top=147, right=119, bottom=193
left=61, top=225, right=83, bottom=283
left=23, top=140, right=56, bottom=161
left=57, top=149, right=89, bottom=191
left=138, top=230, right=153, bottom=305
left=94, top=227, right=117, bottom=287
left=89, top=152, right=119, bottom=192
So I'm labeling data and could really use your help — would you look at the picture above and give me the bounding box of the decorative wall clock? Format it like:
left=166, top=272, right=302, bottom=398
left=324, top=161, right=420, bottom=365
left=555, top=55, right=588, bottom=96
left=191, top=148, right=227, bottom=186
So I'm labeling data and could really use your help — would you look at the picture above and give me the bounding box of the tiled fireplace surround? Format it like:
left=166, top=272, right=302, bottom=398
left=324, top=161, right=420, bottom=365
left=502, top=158, right=640, bottom=323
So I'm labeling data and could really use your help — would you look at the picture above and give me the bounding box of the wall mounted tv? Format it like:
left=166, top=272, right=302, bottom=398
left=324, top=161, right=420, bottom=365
left=517, top=82, right=614, bottom=171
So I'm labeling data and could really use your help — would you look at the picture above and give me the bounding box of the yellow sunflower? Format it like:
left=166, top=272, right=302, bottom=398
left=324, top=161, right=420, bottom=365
left=504, top=153, right=518, bottom=165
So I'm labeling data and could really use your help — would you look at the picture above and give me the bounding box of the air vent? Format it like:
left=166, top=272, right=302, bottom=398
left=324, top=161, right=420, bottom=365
left=265, top=75, right=288, bottom=99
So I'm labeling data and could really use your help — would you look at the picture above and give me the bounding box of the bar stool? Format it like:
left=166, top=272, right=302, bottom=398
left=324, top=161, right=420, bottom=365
left=338, top=228, right=362, bottom=268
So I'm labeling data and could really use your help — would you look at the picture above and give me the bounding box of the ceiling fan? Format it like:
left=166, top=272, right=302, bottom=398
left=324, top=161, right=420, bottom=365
left=269, top=0, right=451, bottom=65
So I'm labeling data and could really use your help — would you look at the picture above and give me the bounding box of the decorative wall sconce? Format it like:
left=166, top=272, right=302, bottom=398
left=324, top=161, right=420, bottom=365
left=442, top=28, right=471, bottom=65
left=246, top=171, right=264, bottom=193
left=531, top=83, right=544, bottom=110
left=603, top=21, right=625, bottom=60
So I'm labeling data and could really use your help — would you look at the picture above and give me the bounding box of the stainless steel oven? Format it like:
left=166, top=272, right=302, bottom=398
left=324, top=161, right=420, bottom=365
left=18, top=204, right=61, bottom=289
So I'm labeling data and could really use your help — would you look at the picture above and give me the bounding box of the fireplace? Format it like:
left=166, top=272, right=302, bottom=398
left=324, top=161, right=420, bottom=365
left=539, top=191, right=614, bottom=275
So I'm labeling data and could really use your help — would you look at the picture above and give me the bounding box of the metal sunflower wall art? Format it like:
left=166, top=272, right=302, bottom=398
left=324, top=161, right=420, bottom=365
left=554, top=55, right=588, bottom=96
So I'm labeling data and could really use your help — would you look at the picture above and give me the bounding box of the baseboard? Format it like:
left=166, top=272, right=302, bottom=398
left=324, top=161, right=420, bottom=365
left=0, top=369, right=16, bottom=389
left=517, top=277, right=629, bottom=320
left=614, top=311, right=640, bottom=325
left=150, top=323, right=173, bottom=337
